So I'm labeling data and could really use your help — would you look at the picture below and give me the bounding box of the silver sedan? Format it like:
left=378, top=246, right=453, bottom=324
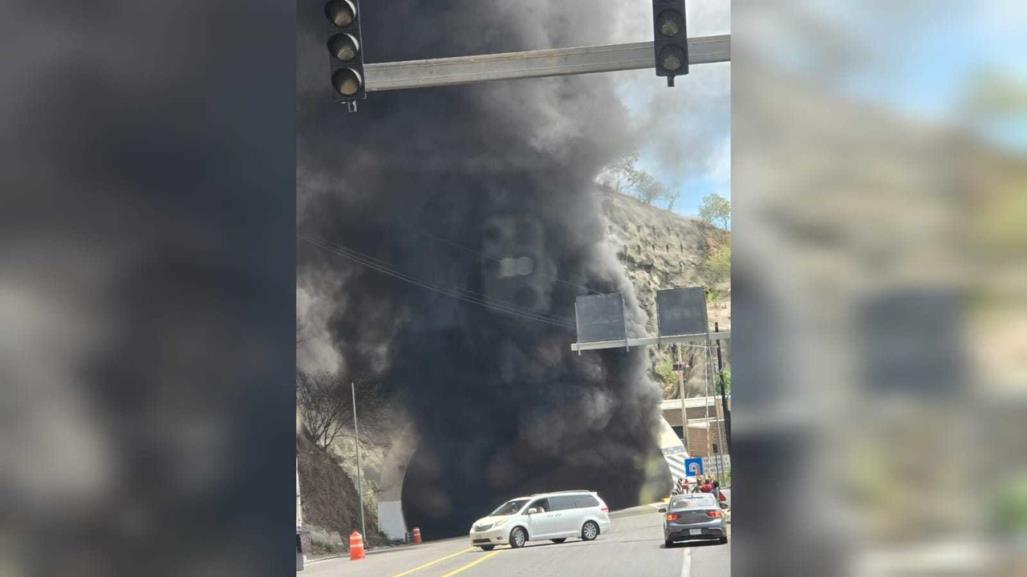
left=661, top=493, right=727, bottom=546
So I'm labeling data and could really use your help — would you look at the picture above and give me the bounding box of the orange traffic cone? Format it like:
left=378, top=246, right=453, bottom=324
left=349, top=531, right=365, bottom=560
left=412, top=527, right=422, bottom=544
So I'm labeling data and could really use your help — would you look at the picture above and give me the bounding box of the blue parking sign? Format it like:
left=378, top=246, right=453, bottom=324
left=684, top=457, right=703, bottom=477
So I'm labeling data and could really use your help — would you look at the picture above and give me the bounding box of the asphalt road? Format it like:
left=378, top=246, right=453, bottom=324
left=300, top=505, right=730, bottom=577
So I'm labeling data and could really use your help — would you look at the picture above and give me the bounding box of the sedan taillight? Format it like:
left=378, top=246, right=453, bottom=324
left=666, top=513, right=680, bottom=522
left=706, top=510, right=722, bottom=518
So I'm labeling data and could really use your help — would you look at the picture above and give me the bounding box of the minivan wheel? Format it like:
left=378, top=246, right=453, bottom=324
left=581, top=521, right=599, bottom=541
left=509, top=527, right=527, bottom=548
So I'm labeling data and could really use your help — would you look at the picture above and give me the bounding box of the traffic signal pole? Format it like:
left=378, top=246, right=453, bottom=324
left=314, top=0, right=727, bottom=107
left=362, top=34, right=729, bottom=93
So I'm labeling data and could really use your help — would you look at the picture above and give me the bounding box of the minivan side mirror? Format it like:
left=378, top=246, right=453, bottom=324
left=526, top=507, right=539, bottom=515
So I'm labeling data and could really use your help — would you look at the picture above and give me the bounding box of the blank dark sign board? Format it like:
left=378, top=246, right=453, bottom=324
left=657, top=287, right=708, bottom=337
left=574, top=293, right=627, bottom=343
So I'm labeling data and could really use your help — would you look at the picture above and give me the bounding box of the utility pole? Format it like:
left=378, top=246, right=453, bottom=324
left=297, top=460, right=304, bottom=529
left=702, top=336, right=715, bottom=480
left=351, top=382, right=366, bottom=541
left=296, top=459, right=305, bottom=569
left=676, top=344, right=688, bottom=454
left=715, top=322, right=731, bottom=454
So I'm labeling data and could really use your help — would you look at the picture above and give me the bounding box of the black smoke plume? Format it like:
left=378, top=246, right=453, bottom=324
left=298, top=0, right=670, bottom=536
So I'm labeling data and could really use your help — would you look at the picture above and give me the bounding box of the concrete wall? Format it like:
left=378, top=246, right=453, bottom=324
left=376, top=424, right=417, bottom=540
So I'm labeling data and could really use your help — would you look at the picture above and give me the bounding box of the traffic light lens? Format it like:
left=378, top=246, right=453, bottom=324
left=332, top=68, right=362, bottom=97
left=328, top=34, right=360, bottom=62
left=514, top=256, right=534, bottom=276
left=659, top=45, right=686, bottom=72
left=325, top=0, right=356, bottom=27
left=657, top=10, right=684, bottom=37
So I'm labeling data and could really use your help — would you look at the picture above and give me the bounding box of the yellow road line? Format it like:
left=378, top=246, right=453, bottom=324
left=387, top=547, right=475, bottom=577
left=436, top=550, right=502, bottom=577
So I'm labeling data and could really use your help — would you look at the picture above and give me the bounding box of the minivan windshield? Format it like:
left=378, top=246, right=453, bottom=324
left=490, top=498, right=530, bottom=516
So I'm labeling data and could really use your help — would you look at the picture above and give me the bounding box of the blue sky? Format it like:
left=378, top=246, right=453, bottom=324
left=613, top=0, right=731, bottom=220
left=610, top=1, right=1027, bottom=221
left=624, top=67, right=731, bottom=220
left=860, top=21, right=1017, bottom=116
left=636, top=143, right=727, bottom=218
left=830, top=1, right=1027, bottom=151
left=615, top=64, right=731, bottom=219
left=770, top=1, right=1027, bottom=151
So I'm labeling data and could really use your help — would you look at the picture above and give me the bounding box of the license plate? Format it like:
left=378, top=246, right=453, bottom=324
left=689, top=529, right=702, bottom=536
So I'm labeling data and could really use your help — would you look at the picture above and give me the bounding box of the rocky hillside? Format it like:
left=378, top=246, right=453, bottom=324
left=297, top=429, right=392, bottom=552
left=600, top=190, right=731, bottom=398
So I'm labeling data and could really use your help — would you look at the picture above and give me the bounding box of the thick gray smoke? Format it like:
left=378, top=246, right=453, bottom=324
left=297, top=0, right=671, bottom=535
left=3, top=1, right=296, bottom=574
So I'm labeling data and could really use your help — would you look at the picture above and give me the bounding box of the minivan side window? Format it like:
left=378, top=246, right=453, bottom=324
left=547, top=495, right=579, bottom=511
left=573, top=494, right=599, bottom=508
left=528, top=498, right=550, bottom=513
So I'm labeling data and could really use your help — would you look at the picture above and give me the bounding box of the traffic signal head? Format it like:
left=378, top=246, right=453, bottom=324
left=652, top=0, right=688, bottom=85
left=480, top=215, right=555, bottom=315
left=323, top=0, right=365, bottom=104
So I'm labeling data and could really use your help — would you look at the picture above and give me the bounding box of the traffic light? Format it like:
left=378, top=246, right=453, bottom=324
left=324, top=0, right=365, bottom=109
left=652, top=0, right=688, bottom=86
left=480, top=215, right=554, bottom=315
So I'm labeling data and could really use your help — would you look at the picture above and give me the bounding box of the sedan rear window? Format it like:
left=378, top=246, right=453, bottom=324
left=670, top=494, right=716, bottom=508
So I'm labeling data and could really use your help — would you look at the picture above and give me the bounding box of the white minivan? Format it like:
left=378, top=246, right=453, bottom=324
left=468, top=490, right=611, bottom=550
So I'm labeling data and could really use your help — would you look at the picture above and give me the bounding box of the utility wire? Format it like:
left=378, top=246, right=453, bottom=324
left=302, top=236, right=576, bottom=329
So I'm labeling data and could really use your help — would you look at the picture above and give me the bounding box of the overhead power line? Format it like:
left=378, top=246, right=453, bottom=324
left=302, top=236, right=576, bottom=329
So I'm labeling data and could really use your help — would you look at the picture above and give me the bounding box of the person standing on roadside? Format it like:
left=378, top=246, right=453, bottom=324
left=714, top=480, right=728, bottom=509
